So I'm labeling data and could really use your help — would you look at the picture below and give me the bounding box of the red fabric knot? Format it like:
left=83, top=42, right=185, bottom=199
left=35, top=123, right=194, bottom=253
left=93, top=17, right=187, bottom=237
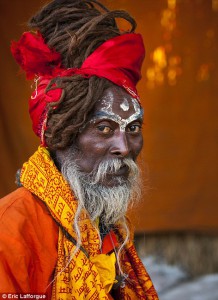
left=11, top=31, right=62, bottom=80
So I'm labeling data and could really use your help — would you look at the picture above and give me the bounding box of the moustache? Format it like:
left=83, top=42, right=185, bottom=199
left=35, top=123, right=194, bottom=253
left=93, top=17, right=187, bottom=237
left=90, top=158, right=139, bottom=184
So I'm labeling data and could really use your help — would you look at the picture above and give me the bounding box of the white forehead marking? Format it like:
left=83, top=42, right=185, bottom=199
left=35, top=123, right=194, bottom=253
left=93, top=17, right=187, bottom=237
left=92, top=90, right=143, bottom=132
left=101, top=94, right=113, bottom=111
left=120, top=98, right=130, bottom=111
left=132, top=98, right=141, bottom=114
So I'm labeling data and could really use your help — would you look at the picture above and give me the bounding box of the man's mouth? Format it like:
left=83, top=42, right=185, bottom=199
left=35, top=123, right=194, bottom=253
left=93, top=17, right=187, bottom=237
left=111, top=164, right=129, bottom=177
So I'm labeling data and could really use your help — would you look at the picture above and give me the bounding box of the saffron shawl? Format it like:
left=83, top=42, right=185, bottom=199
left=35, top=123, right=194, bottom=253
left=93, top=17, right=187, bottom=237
left=20, top=146, right=158, bottom=299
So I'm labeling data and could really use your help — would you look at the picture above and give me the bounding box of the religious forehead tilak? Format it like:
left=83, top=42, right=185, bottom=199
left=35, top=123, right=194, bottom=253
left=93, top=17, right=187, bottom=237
left=11, top=28, right=145, bottom=145
left=91, top=90, right=143, bottom=132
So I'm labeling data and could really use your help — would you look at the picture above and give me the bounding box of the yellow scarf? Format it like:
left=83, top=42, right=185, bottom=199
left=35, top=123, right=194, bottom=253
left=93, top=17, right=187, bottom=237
left=20, top=146, right=159, bottom=300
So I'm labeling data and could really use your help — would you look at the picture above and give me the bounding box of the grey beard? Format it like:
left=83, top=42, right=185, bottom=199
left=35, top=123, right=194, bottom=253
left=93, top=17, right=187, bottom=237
left=56, top=148, right=141, bottom=228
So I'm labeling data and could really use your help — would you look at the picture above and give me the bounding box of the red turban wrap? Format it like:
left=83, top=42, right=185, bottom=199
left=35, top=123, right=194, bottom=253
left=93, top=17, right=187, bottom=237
left=11, top=31, right=145, bottom=144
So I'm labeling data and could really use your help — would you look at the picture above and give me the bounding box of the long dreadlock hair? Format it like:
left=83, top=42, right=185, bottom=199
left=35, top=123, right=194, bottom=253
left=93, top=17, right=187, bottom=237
left=28, top=0, right=137, bottom=150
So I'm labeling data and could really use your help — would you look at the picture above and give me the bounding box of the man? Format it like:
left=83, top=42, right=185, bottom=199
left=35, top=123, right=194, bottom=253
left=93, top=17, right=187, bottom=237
left=0, top=0, right=158, bottom=299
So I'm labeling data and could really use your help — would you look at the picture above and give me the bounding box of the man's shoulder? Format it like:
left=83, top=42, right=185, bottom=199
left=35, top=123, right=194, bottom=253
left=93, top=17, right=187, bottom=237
left=0, top=187, right=44, bottom=217
left=0, top=189, right=58, bottom=293
left=0, top=187, right=54, bottom=229
left=0, top=187, right=34, bottom=208
left=0, top=187, right=58, bottom=251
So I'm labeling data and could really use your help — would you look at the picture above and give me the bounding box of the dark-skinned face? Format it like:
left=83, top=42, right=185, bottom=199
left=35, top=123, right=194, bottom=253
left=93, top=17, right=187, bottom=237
left=73, top=85, right=144, bottom=179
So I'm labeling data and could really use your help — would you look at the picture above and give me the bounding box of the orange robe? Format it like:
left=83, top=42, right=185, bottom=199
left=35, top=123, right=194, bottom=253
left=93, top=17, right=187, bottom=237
left=0, top=187, right=58, bottom=296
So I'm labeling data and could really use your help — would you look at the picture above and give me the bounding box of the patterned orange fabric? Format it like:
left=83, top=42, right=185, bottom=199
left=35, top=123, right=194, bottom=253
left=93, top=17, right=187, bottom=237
left=20, top=146, right=159, bottom=299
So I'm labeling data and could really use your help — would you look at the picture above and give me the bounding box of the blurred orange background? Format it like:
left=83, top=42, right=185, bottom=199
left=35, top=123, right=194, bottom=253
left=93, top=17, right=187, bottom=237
left=0, top=0, right=217, bottom=233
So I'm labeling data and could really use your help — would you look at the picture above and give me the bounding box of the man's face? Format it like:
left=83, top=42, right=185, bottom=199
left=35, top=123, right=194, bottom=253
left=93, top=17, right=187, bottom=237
left=55, top=85, right=143, bottom=225
left=73, top=85, right=143, bottom=182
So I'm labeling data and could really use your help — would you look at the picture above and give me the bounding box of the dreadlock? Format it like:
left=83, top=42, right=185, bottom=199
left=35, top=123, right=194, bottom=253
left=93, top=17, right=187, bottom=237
left=28, top=0, right=137, bottom=150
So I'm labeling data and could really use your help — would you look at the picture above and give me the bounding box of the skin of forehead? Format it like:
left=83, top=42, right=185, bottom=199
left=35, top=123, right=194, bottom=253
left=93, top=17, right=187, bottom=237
left=90, top=89, right=144, bottom=131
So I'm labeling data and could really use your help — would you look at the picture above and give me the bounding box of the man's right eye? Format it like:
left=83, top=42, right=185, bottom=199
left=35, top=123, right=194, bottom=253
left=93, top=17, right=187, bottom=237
left=97, top=125, right=113, bottom=134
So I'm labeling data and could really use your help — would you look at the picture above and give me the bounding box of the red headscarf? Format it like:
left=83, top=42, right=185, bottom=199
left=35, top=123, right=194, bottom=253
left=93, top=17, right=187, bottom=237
left=11, top=31, right=145, bottom=144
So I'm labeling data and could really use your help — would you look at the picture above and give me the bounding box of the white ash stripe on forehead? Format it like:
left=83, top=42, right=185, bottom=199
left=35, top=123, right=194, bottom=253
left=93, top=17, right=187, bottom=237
left=91, top=110, right=143, bottom=132
left=131, top=98, right=141, bottom=114
left=79, top=90, right=143, bottom=133
left=101, top=89, right=141, bottom=114
left=93, top=90, right=143, bottom=131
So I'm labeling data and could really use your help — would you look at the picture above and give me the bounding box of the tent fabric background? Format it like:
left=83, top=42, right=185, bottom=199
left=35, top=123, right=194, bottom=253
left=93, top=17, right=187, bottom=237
left=0, top=0, right=217, bottom=233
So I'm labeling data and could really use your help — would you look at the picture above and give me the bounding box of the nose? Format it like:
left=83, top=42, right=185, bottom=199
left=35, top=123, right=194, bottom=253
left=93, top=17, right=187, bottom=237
left=110, top=131, right=130, bottom=157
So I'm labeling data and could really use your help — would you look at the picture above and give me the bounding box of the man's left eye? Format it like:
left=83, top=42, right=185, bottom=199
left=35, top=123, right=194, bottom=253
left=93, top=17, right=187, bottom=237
left=127, top=125, right=141, bottom=133
left=97, top=125, right=113, bottom=134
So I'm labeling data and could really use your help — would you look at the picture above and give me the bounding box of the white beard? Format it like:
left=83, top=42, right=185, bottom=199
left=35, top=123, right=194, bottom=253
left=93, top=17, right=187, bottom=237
left=55, top=146, right=142, bottom=278
left=56, top=147, right=141, bottom=228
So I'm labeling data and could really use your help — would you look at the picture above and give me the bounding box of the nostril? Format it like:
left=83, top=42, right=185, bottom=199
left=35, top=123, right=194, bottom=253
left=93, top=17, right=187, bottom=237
left=112, top=151, right=122, bottom=156
left=111, top=145, right=129, bottom=157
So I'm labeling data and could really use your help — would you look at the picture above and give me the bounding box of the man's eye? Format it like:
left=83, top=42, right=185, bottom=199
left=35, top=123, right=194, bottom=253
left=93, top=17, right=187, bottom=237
left=97, top=125, right=112, bottom=134
left=127, top=125, right=141, bottom=133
